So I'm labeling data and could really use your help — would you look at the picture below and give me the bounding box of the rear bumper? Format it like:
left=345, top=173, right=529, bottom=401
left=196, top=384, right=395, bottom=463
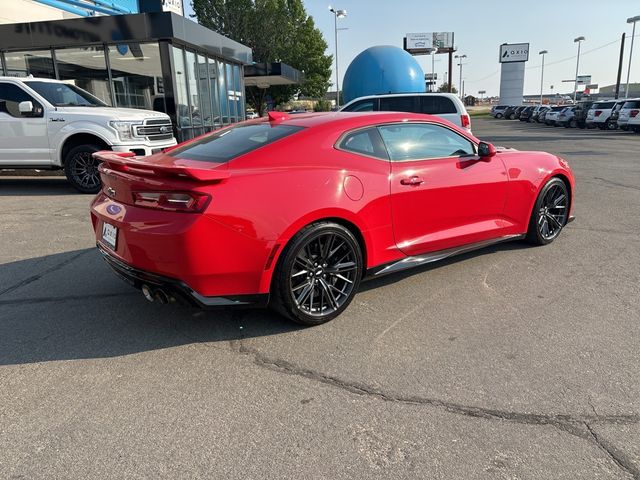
left=98, top=244, right=269, bottom=308
left=112, top=140, right=177, bottom=157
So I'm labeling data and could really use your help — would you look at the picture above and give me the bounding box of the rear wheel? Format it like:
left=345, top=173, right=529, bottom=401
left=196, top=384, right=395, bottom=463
left=271, top=222, right=363, bottom=326
left=64, top=144, right=103, bottom=194
left=526, top=178, right=569, bottom=245
left=569, top=118, right=577, bottom=128
left=496, top=113, right=503, bottom=119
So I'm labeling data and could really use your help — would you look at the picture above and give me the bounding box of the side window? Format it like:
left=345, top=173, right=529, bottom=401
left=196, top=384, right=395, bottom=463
left=379, top=96, right=418, bottom=113
left=421, top=96, right=457, bottom=114
left=337, top=127, right=388, bottom=160
left=342, top=99, right=375, bottom=112
left=378, top=123, right=475, bottom=161
left=0, top=83, right=43, bottom=118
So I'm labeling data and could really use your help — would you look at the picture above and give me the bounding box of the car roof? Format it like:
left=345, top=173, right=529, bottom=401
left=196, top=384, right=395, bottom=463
left=0, top=76, right=64, bottom=82
left=254, top=111, right=469, bottom=133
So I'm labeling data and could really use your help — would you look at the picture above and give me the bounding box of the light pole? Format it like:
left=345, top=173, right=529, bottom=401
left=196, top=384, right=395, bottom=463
left=329, top=6, right=347, bottom=108
left=539, top=50, right=548, bottom=105
left=573, top=36, right=585, bottom=103
left=625, top=15, right=640, bottom=99
left=430, top=48, right=438, bottom=92
left=455, top=54, right=466, bottom=98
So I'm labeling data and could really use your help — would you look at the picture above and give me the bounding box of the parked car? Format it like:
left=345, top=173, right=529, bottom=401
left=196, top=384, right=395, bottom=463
left=585, top=101, right=618, bottom=129
left=573, top=101, right=595, bottom=128
left=519, top=106, right=534, bottom=122
left=490, top=105, right=509, bottom=118
left=544, top=106, right=566, bottom=126
left=615, top=99, right=640, bottom=131
left=246, top=109, right=259, bottom=119
left=91, top=111, right=575, bottom=325
left=503, top=105, right=520, bottom=120
left=627, top=109, right=640, bottom=133
left=557, top=106, right=577, bottom=128
left=532, top=105, right=551, bottom=123
left=513, top=106, right=528, bottom=120
left=0, top=76, right=177, bottom=193
left=340, top=93, right=471, bottom=131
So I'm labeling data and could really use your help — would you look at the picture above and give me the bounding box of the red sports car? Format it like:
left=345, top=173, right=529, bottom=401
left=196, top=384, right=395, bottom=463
left=90, top=111, right=574, bottom=325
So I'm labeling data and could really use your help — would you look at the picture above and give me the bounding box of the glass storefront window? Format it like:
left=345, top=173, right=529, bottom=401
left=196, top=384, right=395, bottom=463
left=207, top=57, right=221, bottom=129
left=171, top=46, right=191, bottom=134
left=217, top=59, right=229, bottom=125
left=233, top=63, right=244, bottom=121
left=196, top=54, right=212, bottom=130
left=185, top=50, right=202, bottom=136
left=4, top=50, right=55, bottom=78
left=226, top=63, right=236, bottom=123
left=55, top=46, right=111, bottom=105
left=107, top=42, right=163, bottom=111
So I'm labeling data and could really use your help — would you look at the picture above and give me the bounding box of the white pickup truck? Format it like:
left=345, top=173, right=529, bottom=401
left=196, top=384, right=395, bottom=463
left=0, top=76, right=177, bottom=193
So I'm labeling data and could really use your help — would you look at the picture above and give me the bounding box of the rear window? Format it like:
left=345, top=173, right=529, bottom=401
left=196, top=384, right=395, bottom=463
left=342, top=99, right=376, bottom=112
left=594, top=102, right=615, bottom=109
left=622, top=100, right=640, bottom=109
left=169, top=123, right=304, bottom=163
left=421, top=96, right=457, bottom=114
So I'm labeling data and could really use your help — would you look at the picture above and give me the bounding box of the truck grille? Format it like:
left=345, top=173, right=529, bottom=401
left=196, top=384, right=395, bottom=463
left=134, top=119, right=174, bottom=142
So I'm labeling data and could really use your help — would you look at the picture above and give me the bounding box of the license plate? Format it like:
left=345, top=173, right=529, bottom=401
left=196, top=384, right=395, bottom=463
left=102, top=222, right=118, bottom=250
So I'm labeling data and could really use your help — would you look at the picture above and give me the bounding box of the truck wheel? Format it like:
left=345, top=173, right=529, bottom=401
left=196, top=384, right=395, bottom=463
left=64, top=144, right=103, bottom=194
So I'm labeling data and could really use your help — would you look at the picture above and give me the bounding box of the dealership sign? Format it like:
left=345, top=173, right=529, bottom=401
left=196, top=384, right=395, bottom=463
left=162, top=0, right=183, bottom=15
left=577, top=75, right=592, bottom=85
left=499, top=43, right=529, bottom=63
left=405, top=32, right=455, bottom=55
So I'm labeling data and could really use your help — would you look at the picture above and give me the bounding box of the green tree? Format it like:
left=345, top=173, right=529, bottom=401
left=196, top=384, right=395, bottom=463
left=191, top=0, right=333, bottom=115
left=437, top=82, right=458, bottom=94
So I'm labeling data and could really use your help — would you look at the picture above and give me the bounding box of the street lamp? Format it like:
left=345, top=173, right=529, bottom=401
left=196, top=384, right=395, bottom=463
left=329, top=6, right=347, bottom=107
left=625, top=15, right=640, bottom=99
left=539, top=50, right=548, bottom=105
left=454, top=54, right=467, bottom=98
left=573, top=36, right=585, bottom=103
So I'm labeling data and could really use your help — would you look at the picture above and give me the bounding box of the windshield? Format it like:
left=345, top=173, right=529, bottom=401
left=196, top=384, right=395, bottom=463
left=25, top=81, right=107, bottom=107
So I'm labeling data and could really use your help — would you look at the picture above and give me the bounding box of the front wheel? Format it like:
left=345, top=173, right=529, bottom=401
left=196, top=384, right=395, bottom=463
left=64, top=144, right=103, bottom=194
left=271, top=222, right=363, bottom=326
left=496, top=113, right=503, bottom=119
left=526, top=178, right=569, bottom=245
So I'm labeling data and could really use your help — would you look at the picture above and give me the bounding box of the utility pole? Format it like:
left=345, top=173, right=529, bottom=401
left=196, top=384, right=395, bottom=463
left=539, top=50, right=548, bottom=105
left=625, top=16, right=640, bottom=99
left=573, top=36, right=585, bottom=103
left=615, top=33, right=626, bottom=99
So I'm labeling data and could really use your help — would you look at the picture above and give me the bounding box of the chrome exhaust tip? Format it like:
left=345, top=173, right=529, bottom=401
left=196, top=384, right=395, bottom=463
left=154, top=289, right=170, bottom=305
left=141, top=284, right=154, bottom=302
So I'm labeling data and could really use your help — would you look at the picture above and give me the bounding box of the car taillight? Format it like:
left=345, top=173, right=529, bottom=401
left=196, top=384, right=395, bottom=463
left=630, top=110, right=639, bottom=118
left=132, top=191, right=211, bottom=212
left=594, top=110, right=602, bottom=117
left=461, top=114, right=470, bottom=129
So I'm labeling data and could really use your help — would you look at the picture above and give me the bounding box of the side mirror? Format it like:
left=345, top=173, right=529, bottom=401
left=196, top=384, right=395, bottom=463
left=478, top=141, right=497, bottom=158
left=18, top=101, right=34, bottom=115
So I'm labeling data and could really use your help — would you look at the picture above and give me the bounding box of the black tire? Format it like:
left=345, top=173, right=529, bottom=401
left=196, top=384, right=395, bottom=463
left=569, top=119, right=577, bottom=128
left=496, top=113, right=503, bottom=119
left=526, top=178, right=569, bottom=246
left=64, top=144, right=104, bottom=194
left=271, top=222, right=363, bottom=326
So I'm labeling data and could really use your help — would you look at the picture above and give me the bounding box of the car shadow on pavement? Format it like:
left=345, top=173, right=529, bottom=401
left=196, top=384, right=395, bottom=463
left=0, top=177, right=83, bottom=196
left=0, top=248, right=302, bottom=366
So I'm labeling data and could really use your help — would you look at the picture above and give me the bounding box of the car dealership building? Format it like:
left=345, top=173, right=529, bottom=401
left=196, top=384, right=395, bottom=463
left=0, top=0, right=252, bottom=142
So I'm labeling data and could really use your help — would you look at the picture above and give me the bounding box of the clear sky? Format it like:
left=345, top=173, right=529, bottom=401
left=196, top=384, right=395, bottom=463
left=185, top=0, right=640, bottom=97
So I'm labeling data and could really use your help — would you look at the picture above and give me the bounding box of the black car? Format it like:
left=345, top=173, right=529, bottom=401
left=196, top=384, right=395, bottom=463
left=514, top=106, right=528, bottom=119
left=519, top=106, right=534, bottom=121
left=503, top=105, right=519, bottom=119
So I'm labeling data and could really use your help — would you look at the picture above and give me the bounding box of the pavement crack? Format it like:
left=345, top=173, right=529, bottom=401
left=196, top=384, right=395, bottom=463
left=230, top=342, right=639, bottom=444
left=585, top=422, right=639, bottom=479
left=0, top=250, right=92, bottom=297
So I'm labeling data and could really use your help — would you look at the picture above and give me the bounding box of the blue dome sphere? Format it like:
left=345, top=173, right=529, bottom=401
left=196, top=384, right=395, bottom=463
left=342, top=46, right=426, bottom=104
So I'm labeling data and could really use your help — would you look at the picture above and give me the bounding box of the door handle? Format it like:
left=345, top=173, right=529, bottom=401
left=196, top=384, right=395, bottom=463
left=400, top=176, right=424, bottom=186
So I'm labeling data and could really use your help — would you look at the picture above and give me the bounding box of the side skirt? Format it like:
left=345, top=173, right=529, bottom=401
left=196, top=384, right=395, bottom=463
left=365, top=234, right=526, bottom=279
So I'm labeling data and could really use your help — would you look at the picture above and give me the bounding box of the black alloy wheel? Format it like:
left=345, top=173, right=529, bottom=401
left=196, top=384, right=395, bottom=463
left=64, top=144, right=103, bottom=194
left=526, top=178, right=569, bottom=245
left=272, top=222, right=362, bottom=325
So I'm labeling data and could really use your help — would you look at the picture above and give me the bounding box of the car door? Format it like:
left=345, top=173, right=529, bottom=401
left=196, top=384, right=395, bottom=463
left=379, top=122, right=509, bottom=256
left=0, top=82, right=50, bottom=166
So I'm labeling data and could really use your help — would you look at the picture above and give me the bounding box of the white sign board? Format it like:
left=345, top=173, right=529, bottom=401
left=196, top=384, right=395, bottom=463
left=433, top=32, right=454, bottom=49
left=425, top=73, right=437, bottom=80
left=577, top=75, right=592, bottom=85
left=499, top=43, right=529, bottom=63
left=162, top=0, right=183, bottom=15
left=406, top=33, right=433, bottom=51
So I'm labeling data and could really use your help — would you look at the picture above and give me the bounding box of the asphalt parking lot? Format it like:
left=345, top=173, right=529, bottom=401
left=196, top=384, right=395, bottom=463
left=1, top=118, right=639, bottom=479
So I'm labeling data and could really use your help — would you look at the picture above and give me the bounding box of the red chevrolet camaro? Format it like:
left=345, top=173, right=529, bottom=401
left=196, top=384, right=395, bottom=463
left=91, top=111, right=574, bottom=325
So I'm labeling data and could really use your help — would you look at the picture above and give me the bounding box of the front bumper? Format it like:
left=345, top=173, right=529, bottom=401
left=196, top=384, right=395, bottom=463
left=98, top=244, right=269, bottom=308
left=112, top=139, right=177, bottom=157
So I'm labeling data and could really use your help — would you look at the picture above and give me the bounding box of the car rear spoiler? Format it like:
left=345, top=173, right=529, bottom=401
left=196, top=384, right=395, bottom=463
left=93, top=151, right=230, bottom=182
